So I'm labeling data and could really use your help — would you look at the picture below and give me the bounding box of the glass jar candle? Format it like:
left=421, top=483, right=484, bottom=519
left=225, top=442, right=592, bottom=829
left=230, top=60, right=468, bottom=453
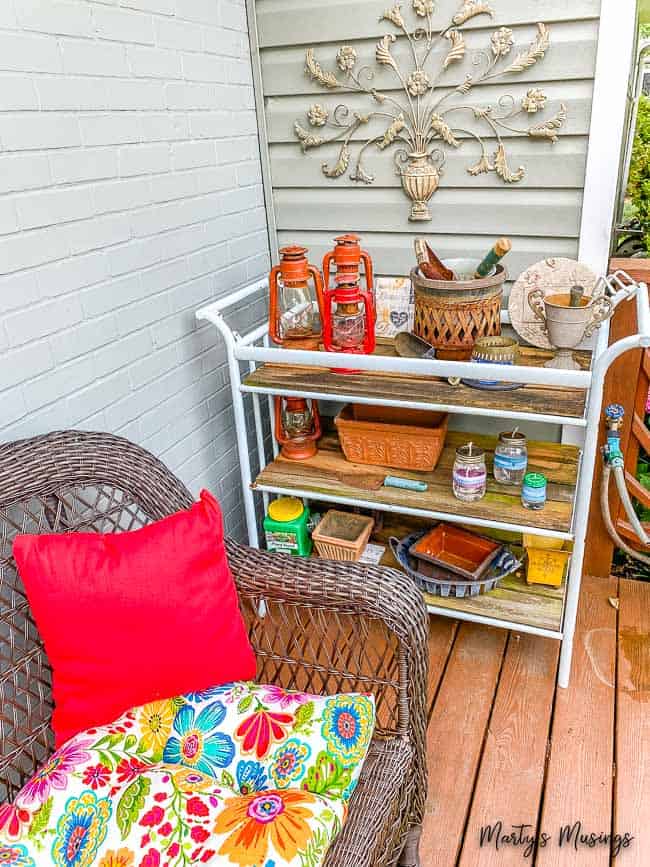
left=522, top=473, right=547, bottom=510
left=453, top=444, right=487, bottom=503
left=494, top=430, right=528, bottom=485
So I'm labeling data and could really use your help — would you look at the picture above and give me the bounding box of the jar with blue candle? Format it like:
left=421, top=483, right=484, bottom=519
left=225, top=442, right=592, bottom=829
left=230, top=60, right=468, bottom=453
left=494, top=429, right=527, bottom=485
left=521, top=473, right=547, bottom=510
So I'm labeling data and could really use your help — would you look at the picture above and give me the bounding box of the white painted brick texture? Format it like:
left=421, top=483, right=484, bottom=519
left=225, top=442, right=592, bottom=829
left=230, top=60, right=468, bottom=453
left=0, top=0, right=270, bottom=538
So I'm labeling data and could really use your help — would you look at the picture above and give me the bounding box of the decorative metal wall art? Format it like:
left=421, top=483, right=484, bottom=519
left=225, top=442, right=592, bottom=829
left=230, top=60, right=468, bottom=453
left=294, top=1, right=567, bottom=221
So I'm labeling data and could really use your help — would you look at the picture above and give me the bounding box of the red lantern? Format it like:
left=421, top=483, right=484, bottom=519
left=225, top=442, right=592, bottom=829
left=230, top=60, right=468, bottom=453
left=322, top=280, right=376, bottom=373
left=269, top=246, right=325, bottom=350
left=274, top=396, right=322, bottom=460
left=323, top=234, right=374, bottom=295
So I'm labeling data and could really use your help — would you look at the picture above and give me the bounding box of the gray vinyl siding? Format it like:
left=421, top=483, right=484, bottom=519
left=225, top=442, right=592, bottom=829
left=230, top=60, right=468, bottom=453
left=253, top=0, right=602, bottom=286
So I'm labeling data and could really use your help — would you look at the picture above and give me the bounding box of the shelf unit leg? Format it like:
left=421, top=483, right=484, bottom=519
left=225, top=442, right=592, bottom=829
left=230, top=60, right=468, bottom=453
left=227, top=352, right=259, bottom=549
left=249, top=361, right=269, bottom=514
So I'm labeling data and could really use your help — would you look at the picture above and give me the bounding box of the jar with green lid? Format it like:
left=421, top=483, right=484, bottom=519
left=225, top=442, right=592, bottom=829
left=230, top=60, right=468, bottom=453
left=263, top=497, right=312, bottom=556
left=521, top=473, right=547, bottom=510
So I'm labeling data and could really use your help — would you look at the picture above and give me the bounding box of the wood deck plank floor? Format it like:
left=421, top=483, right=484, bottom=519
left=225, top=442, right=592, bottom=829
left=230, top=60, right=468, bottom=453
left=422, top=575, right=648, bottom=865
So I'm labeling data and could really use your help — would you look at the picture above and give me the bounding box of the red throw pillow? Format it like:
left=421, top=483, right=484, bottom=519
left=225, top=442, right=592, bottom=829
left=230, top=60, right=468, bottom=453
left=13, top=489, right=256, bottom=748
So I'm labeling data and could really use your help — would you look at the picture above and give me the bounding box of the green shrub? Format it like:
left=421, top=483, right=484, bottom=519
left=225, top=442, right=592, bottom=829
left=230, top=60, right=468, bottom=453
left=627, top=94, right=650, bottom=254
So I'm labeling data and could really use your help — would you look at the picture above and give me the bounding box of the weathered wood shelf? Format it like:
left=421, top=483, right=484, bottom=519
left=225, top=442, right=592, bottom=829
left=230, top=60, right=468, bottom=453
left=243, top=344, right=590, bottom=426
left=253, top=430, right=580, bottom=538
left=372, top=516, right=565, bottom=635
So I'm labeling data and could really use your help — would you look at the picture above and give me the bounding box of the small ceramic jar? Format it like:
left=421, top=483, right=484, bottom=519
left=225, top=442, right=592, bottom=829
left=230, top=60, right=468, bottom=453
left=453, top=444, right=487, bottom=503
left=521, top=473, right=547, bottom=510
left=494, top=430, right=528, bottom=485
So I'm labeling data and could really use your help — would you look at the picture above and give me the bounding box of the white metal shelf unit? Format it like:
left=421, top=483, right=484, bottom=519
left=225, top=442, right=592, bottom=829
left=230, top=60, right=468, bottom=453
left=196, top=272, right=650, bottom=688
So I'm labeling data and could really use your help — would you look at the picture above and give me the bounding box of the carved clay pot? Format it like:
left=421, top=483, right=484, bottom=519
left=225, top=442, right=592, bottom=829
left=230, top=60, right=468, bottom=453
left=397, top=151, right=444, bottom=222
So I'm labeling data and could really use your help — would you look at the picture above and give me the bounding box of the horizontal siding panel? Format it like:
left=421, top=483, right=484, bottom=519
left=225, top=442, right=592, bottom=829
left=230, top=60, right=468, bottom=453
left=260, top=20, right=598, bottom=96
left=269, top=136, right=588, bottom=189
left=276, top=229, right=578, bottom=281
left=265, top=79, right=594, bottom=142
left=273, top=187, right=582, bottom=237
left=256, top=0, right=601, bottom=48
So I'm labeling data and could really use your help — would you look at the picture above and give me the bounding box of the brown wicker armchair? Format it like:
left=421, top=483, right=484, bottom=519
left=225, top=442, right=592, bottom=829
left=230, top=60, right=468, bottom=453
left=0, top=431, right=429, bottom=867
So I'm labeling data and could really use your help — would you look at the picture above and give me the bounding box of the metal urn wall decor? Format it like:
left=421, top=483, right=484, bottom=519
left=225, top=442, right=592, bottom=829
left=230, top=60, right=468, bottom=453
left=293, top=1, right=567, bottom=222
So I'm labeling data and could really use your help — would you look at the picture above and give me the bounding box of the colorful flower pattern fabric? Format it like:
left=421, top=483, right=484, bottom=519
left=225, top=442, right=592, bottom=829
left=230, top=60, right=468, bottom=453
left=0, top=683, right=375, bottom=867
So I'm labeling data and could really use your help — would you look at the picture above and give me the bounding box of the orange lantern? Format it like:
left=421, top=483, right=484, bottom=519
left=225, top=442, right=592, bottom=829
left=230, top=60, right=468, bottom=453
left=274, top=396, right=322, bottom=460
left=269, top=246, right=325, bottom=350
left=323, top=234, right=374, bottom=295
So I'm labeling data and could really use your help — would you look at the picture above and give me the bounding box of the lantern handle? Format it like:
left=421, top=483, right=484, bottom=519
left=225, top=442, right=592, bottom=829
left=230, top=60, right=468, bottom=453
left=360, top=286, right=377, bottom=355
left=268, top=264, right=282, bottom=345
left=322, top=251, right=334, bottom=293
left=360, top=249, right=374, bottom=296
left=308, top=264, right=327, bottom=328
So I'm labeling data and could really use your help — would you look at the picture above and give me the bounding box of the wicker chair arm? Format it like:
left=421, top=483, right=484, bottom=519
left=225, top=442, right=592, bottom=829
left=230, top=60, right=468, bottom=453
left=226, top=537, right=429, bottom=823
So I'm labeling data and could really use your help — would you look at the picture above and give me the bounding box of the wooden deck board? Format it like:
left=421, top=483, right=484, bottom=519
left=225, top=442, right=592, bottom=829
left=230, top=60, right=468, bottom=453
left=421, top=573, right=646, bottom=865
left=536, top=575, right=617, bottom=866
left=615, top=578, right=650, bottom=865
left=458, top=634, right=559, bottom=866
left=421, top=624, right=507, bottom=867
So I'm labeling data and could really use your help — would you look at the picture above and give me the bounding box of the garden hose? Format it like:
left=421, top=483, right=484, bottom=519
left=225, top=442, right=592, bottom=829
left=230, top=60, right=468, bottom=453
left=600, top=464, right=650, bottom=565
left=600, top=403, right=650, bottom=565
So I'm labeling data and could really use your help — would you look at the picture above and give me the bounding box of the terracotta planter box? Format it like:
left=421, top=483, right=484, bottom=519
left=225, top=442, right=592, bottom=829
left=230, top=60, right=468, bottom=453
left=335, top=404, right=448, bottom=471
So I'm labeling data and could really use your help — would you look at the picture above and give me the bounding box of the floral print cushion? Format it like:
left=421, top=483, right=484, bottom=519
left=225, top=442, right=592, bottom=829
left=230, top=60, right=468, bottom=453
left=0, top=682, right=375, bottom=867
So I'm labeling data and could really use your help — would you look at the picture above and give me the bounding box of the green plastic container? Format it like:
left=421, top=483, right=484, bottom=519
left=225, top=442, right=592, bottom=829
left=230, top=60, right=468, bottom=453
left=264, top=497, right=312, bottom=557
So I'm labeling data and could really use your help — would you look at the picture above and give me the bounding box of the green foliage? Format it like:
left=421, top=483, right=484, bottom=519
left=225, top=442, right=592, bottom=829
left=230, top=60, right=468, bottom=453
left=303, top=751, right=351, bottom=798
left=627, top=94, right=650, bottom=254
left=116, top=776, right=151, bottom=840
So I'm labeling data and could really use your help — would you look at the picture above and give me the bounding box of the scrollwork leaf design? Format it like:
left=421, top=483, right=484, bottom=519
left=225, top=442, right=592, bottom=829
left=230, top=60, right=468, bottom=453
left=305, top=47, right=340, bottom=88
left=467, top=153, right=494, bottom=176
left=528, top=102, right=567, bottom=143
left=452, top=1, right=494, bottom=25
left=502, top=23, right=550, bottom=74
left=493, top=143, right=525, bottom=182
left=443, top=30, right=465, bottom=69
left=322, top=143, right=350, bottom=178
left=376, top=34, right=398, bottom=71
left=377, top=114, right=406, bottom=149
left=294, top=122, right=324, bottom=151
left=351, top=164, right=375, bottom=184
left=430, top=113, right=460, bottom=147
left=380, top=4, right=405, bottom=28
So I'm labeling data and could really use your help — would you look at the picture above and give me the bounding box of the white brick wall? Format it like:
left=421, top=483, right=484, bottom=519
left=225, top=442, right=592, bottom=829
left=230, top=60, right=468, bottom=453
left=0, top=0, right=270, bottom=540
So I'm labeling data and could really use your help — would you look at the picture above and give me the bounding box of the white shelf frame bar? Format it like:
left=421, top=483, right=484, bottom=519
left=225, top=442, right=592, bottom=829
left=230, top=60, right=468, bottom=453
left=424, top=604, right=563, bottom=641
left=197, top=273, right=650, bottom=689
left=252, top=481, right=574, bottom=541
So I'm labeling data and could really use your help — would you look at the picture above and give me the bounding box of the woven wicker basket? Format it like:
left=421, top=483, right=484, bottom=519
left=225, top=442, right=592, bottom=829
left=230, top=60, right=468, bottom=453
left=410, top=265, right=506, bottom=360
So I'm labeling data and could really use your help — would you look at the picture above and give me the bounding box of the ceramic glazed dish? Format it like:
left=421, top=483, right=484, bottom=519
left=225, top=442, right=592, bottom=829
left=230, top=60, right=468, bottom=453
left=508, top=257, right=600, bottom=350
left=390, top=530, right=521, bottom=598
left=408, top=523, right=501, bottom=580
